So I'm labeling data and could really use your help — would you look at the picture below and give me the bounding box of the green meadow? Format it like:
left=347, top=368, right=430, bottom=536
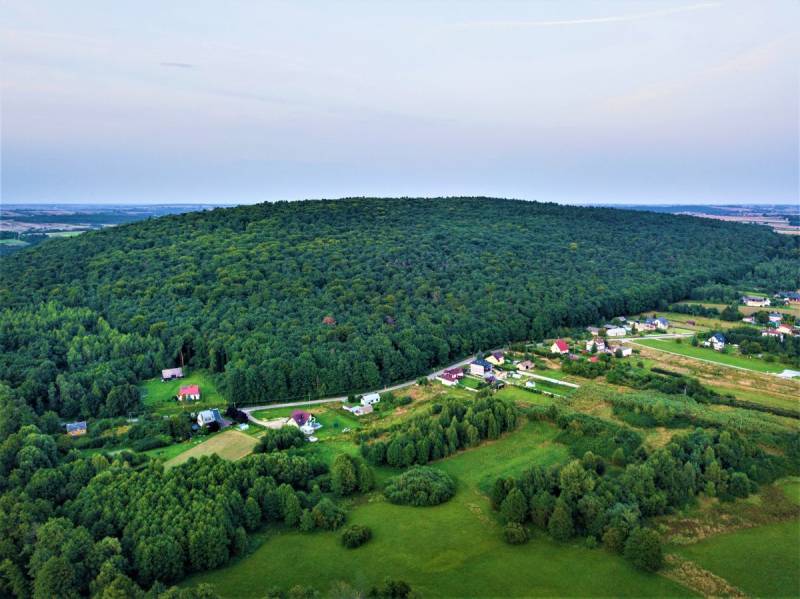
left=674, top=521, right=800, bottom=597
left=183, top=420, right=690, bottom=597
left=634, top=338, right=785, bottom=373
left=139, top=370, right=226, bottom=415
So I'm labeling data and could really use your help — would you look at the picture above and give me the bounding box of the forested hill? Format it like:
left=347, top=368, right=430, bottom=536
left=0, top=197, right=785, bottom=417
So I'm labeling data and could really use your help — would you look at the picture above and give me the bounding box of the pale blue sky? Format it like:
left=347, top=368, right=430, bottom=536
left=1, top=1, right=797, bottom=204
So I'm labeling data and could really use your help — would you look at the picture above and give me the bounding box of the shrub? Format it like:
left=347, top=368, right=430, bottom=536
left=311, top=498, right=346, bottom=530
left=258, top=427, right=306, bottom=453
left=500, top=488, right=527, bottom=524
left=503, top=523, right=528, bottom=545
left=341, top=524, right=372, bottom=548
left=623, top=528, right=663, bottom=572
left=384, top=466, right=456, bottom=506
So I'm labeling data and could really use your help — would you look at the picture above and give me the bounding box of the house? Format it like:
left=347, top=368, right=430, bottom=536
left=66, top=421, right=87, bottom=436
left=197, top=408, right=224, bottom=428
left=610, top=345, right=633, bottom=357
left=741, top=296, right=770, bottom=307
left=768, top=312, right=783, bottom=323
left=777, top=291, right=800, bottom=304
left=588, top=356, right=599, bottom=363
left=550, top=339, right=570, bottom=354
left=290, top=410, right=323, bottom=435
left=638, top=319, right=657, bottom=332
left=742, top=316, right=756, bottom=324
left=161, top=367, right=184, bottom=381
left=777, top=324, right=795, bottom=336
left=762, top=329, right=784, bottom=341
left=361, top=392, right=381, bottom=406
left=494, top=369, right=508, bottom=380
left=704, top=333, right=726, bottom=351
left=486, top=351, right=505, bottom=366
left=586, top=338, right=606, bottom=352
left=604, top=324, right=627, bottom=337
left=586, top=326, right=601, bottom=335
left=655, top=317, right=669, bottom=331
left=178, top=384, right=200, bottom=401
left=470, top=359, right=493, bottom=376
left=517, top=359, right=535, bottom=371
left=437, top=367, right=464, bottom=385
left=437, top=371, right=460, bottom=386
left=344, top=404, right=374, bottom=416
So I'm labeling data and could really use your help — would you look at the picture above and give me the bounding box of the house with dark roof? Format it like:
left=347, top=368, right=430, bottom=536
left=704, top=333, right=726, bottom=351
left=197, top=408, right=224, bottom=428
left=470, top=359, right=493, bottom=376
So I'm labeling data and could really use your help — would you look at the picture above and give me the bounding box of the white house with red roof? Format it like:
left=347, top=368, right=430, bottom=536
left=177, top=384, right=200, bottom=401
left=550, top=339, right=570, bottom=354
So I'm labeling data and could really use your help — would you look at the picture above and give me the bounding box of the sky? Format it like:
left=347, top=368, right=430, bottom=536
left=1, top=1, right=798, bottom=205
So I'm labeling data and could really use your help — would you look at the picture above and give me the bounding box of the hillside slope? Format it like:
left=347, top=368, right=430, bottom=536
left=0, top=197, right=784, bottom=417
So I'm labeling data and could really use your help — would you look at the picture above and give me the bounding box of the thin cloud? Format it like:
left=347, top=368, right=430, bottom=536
left=450, top=2, right=720, bottom=29
left=160, top=62, right=194, bottom=69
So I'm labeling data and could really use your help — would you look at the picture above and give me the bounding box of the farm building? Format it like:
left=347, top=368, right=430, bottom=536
left=776, top=291, right=800, bottom=303
left=741, top=296, right=770, bottom=307
left=344, top=404, right=374, bottom=416
left=610, top=345, right=632, bottom=357
left=604, top=324, right=626, bottom=337
left=550, top=339, right=569, bottom=354
left=517, top=359, right=534, bottom=371
left=66, top=421, right=87, bottom=436
left=178, top=384, right=201, bottom=401
left=361, top=392, right=381, bottom=406
left=655, top=317, right=669, bottom=330
left=161, top=367, right=184, bottom=380
left=768, top=313, right=783, bottom=323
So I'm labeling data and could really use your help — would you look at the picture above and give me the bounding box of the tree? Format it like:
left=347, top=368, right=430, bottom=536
left=503, top=523, right=528, bottom=545
left=547, top=499, right=574, bottom=541
left=331, top=454, right=358, bottom=496
left=500, top=488, right=528, bottom=524
left=34, top=556, right=77, bottom=599
left=244, top=496, right=262, bottom=531
left=623, top=528, right=663, bottom=572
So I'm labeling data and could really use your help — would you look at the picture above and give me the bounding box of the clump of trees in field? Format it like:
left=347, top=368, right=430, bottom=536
left=257, top=426, right=307, bottom=452
left=341, top=524, right=372, bottom=548
left=491, top=424, right=796, bottom=571
left=384, top=466, right=456, bottom=506
left=359, top=395, right=518, bottom=467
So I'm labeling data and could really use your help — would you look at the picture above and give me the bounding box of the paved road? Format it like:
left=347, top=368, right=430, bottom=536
left=242, top=334, right=695, bottom=424
left=241, top=354, right=481, bottom=422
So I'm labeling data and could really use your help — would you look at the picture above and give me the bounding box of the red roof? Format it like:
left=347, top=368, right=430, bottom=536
left=179, top=384, right=200, bottom=395
left=553, top=339, right=569, bottom=352
left=588, top=356, right=599, bottom=363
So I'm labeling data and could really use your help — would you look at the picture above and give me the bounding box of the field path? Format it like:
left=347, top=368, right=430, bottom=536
left=628, top=340, right=766, bottom=374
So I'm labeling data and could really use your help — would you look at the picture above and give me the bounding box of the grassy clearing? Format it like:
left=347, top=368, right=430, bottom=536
left=673, top=521, right=800, bottom=597
left=634, top=338, right=785, bottom=373
left=45, top=230, right=85, bottom=237
left=164, top=430, right=259, bottom=468
left=184, top=420, right=689, bottom=598
left=496, top=385, right=557, bottom=407
left=0, top=238, right=29, bottom=246
left=139, top=371, right=226, bottom=416
left=635, top=311, right=755, bottom=333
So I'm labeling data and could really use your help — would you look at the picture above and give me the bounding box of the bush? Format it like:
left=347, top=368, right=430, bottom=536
left=384, top=466, right=456, bottom=506
left=623, top=528, right=663, bottom=572
left=258, top=427, right=306, bottom=453
left=311, top=498, right=346, bottom=530
left=341, top=524, right=372, bottom=548
left=503, top=522, right=528, bottom=545
left=130, top=434, right=171, bottom=452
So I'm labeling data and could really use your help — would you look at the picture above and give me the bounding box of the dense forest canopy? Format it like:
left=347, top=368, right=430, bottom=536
left=0, top=197, right=790, bottom=417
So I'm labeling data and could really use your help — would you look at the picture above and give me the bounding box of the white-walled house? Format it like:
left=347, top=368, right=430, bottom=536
left=361, top=392, right=381, bottom=406
left=586, top=338, right=606, bottom=352
left=604, top=325, right=627, bottom=337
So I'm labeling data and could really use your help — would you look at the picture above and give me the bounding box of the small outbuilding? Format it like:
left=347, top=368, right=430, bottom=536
left=66, top=421, right=87, bottom=437
left=161, top=367, right=184, bottom=381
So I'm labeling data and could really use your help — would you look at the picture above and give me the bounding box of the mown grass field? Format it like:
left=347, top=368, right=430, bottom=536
left=139, top=370, right=226, bottom=415
left=634, top=338, right=785, bottom=373
left=183, top=419, right=690, bottom=598
left=164, top=430, right=259, bottom=468
left=674, top=521, right=800, bottom=597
